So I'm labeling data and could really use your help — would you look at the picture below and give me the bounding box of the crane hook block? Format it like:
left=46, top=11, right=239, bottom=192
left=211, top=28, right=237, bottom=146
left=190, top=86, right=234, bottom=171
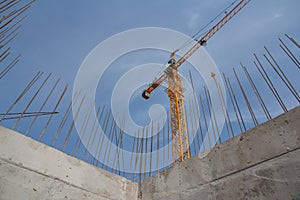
left=200, top=39, right=207, bottom=46
left=142, top=90, right=150, bottom=100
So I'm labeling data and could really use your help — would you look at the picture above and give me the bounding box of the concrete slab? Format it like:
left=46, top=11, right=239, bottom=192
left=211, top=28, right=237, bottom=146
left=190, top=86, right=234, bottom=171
left=140, top=106, right=300, bottom=200
left=0, top=126, right=138, bottom=200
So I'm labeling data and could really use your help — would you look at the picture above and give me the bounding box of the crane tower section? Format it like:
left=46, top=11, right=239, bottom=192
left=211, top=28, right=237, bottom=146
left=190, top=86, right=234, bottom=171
left=166, top=58, right=190, bottom=163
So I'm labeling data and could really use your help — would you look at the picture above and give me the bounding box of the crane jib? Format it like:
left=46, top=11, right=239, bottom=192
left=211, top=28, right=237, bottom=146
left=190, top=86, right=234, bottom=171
left=142, top=0, right=251, bottom=99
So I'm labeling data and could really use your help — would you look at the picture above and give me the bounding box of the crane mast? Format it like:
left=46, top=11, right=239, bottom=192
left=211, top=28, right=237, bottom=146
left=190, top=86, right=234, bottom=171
left=167, top=57, right=190, bottom=163
left=142, top=0, right=251, bottom=163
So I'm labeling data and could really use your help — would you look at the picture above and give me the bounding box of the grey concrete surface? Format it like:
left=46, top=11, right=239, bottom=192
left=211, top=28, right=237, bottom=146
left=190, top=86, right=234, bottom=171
left=0, top=126, right=138, bottom=200
left=140, top=106, right=300, bottom=200
left=1, top=105, right=299, bottom=200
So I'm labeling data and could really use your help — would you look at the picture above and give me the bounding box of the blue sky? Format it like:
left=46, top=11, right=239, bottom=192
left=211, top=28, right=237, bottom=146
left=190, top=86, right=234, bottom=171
left=6, top=0, right=300, bottom=83
left=0, top=0, right=299, bottom=176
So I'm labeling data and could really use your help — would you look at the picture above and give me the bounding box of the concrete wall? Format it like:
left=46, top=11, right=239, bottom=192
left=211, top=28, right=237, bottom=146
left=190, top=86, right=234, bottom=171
left=1, top=107, right=299, bottom=200
left=0, top=126, right=138, bottom=200
left=140, top=106, right=300, bottom=200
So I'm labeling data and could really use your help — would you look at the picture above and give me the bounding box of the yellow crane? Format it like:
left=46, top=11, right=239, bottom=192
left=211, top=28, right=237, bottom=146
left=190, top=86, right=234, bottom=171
left=142, top=0, right=252, bottom=163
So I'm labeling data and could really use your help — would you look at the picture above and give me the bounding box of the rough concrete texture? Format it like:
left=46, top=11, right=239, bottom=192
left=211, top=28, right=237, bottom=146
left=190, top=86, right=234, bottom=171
left=140, top=106, right=300, bottom=200
left=0, top=126, right=138, bottom=200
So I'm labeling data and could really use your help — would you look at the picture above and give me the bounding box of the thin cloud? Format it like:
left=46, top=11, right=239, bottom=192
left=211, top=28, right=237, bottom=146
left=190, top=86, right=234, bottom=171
left=188, top=13, right=200, bottom=29
left=273, top=13, right=284, bottom=19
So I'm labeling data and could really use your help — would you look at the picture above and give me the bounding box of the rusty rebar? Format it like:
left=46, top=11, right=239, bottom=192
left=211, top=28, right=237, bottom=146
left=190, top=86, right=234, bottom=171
left=26, top=78, right=60, bottom=135
left=0, top=53, right=19, bottom=79
left=204, top=86, right=220, bottom=145
left=0, top=111, right=58, bottom=120
left=0, top=0, right=33, bottom=30
left=264, top=46, right=300, bottom=103
left=253, top=53, right=287, bottom=112
left=241, top=64, right=271, bottom=121
left=0, top=0, right=21, bottom=14
left=278, top=37, right=299, bottom=67
left=0, top=48, right=10, bottom=63
left=0, top=32, right=17, bottom=49
left=133, top=129, right=141, bottom=182
left=0, top=71, right=42, bottom=121
left=74, top=102, right=94, bottom=156
left=39, top=84, right=68, bottom=142
left=228, top=77, right=247, bottom=131
left=95, top=110, right=111, bottom=166
left=86, top=106, right=105, bottom=162
left=212, top=73, right=234, bottom=138
left=233, top=68, right=258, bottom=127
left=285, top=33, right=300, bottom=49
left=12, top=73, right=51, bottom=129
left=0, top=23, right=21, bottom=44
left=148, top=122, right=153, bottom=177
left=0, top=15, right=26, bottom=37
left=199, top=92, right=211, bottom=149
left=0, top=46, right=10, bottom=58
left=80, top=103, right=99, bottom=158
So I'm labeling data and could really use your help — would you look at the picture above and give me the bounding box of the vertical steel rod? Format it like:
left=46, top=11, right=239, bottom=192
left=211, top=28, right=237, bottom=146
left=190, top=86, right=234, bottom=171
left=74, top=102, right=94, bottom=156
left=278, top=38, right=300, bottom=66
left=0, top=71, right=42, bottom=121
left=0, top=53, right=20, bottom=78
left=222, top=73, right=243, bottom=133
left=233, top=68, right=258, bottom=127
left=0, top=0, right=21, bottom=14
left=94, top=109, right=110, bottom=166
left=205, top=86, right=220, bottom=144
left=86, top=106, right=105, bottom=162
left=39, top=84, right=68, bottom=142
left=0, top=15, right=26, bottom=37
left=130, top=131, right=137, bottom=171
left=0, top=32, right=17, bottom=49
left=0, top=0, right=33, bottom=30
left=212, top=73, right=234, bottom=138
left=279, top=44, right=300, bottom=70
left=285, top=33, right=300, bottom=49
left=0, top=23, right=21, bottom=44
left=149, top=122, right=153, bottom=177
left=133, top=129, right=141, bottom=182
left=227, top=77, right=247, bottom=132
left=0, top=46, right=10, bottom=59
left=253, top=53, right=288, bottom=112
left=12, top=73, right=51, bottom=129
left=26, top=78, right=59, bottom=135
left=82, top=104, right=100, bottom=159
left=104, top=115, right=117, bottom=170
left=187, top=99, right=197, bottom=156
left=199, top=91, right=211, bottom=148
left=156, top=122, right=160, bottom=169
left=241, top=64, right=271, bottom=120
left=143, top=126, right=149, bottom=179
left=0, top=49, right=10, bottom=63
left=264, top=46, right=300, bottom=103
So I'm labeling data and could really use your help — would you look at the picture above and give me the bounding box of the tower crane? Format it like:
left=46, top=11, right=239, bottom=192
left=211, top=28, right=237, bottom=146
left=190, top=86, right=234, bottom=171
left=142, top=0, right=251, bottom=163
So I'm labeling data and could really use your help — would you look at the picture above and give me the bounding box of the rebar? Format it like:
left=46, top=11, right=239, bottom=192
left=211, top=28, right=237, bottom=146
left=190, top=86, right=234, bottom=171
left=233, top=68, right=258, bottom=127
left=0, top=71, right=42, bottom=121
left=264, top=46, right=300, bottom=103
left=222, top=73, right=243, bottom=133
left=285, top=33, right=300, bottom=49
left=253, top=53, right=288, bottom=112
left=0, top=53, right=19, bottom=78
left=39, top=84, right=68, bottom=142
left=12, top=73, right=51, bottom=129
left=241, top=64, right=271, bottom=120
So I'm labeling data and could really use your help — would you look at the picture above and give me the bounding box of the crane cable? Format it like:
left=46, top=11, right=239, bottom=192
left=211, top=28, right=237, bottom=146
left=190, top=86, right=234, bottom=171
left=150, top=1, right=239, bottom=88
left=174, top=0, right=238, bottom=53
